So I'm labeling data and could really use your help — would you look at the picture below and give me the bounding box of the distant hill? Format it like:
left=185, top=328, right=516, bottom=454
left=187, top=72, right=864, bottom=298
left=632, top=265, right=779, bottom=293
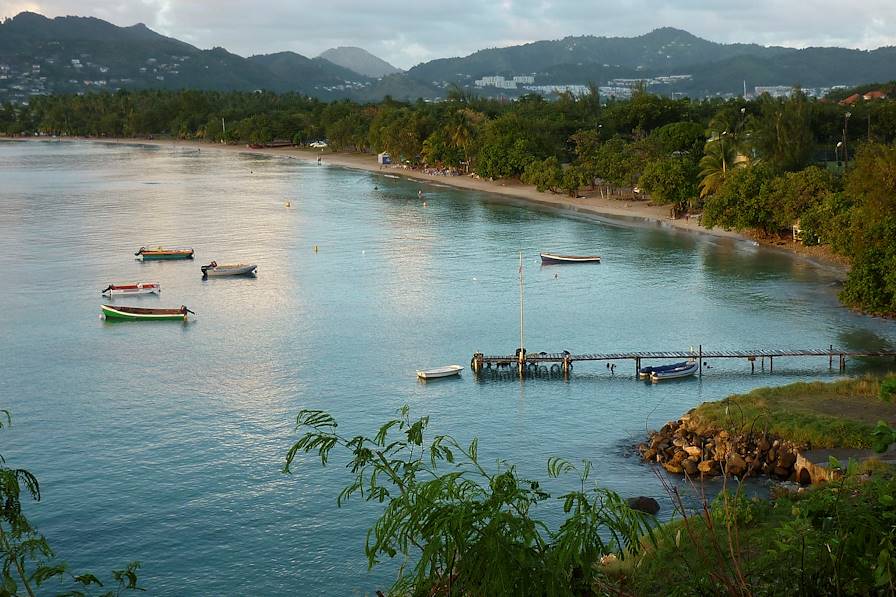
left=0, top=12, right=370, bottom=102
left=404, top=27, right=896, bottom=98
left=318, top=46, right=402, bottom=78
left=2, top=13, right=896, bottom=103
left=405, top=28, right=792, bottom=82
left=248, top=52, right=367, bottom=89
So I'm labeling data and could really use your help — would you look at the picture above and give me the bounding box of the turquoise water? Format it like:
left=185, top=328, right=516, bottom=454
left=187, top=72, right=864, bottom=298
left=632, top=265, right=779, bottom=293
left=1, top=140, right=894, bottom=595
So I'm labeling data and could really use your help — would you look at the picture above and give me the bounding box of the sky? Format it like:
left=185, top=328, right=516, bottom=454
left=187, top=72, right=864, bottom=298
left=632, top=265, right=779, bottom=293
left=1, top=0, right=895, bottom=69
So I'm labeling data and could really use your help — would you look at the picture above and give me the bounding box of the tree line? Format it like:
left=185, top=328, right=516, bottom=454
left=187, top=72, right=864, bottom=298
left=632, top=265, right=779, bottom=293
left=2, top=86, right=896, bottom=316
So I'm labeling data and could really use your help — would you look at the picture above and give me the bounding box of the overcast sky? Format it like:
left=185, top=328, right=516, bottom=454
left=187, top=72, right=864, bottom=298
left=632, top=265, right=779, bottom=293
left=2, top=1, right=895, bottom=69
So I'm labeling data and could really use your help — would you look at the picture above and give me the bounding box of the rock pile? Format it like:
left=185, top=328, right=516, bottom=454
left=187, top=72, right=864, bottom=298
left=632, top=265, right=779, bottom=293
left=638, top=414, right=807, bottom=481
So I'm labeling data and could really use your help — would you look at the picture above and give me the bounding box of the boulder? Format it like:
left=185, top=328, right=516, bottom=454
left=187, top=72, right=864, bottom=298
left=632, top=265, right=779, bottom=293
left=684, top=446, right=703, bottom=458
left=779, top=451, right=797, bottom=469
left=642, top=448, right=657, bottom=461
left=726, top=454, right=747, bottom=477
left=682, top=459, right=699, bottom=476
left=662, top=462, right=683, bottom=474
left=773, top=466, right=792, bottom=480
left=627, top=496, right=661, bottom=515
left=698, top=460, right=719, bottom=476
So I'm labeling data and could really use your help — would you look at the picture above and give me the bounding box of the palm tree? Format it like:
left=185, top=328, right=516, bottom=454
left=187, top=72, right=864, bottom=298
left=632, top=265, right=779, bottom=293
left=698, top=132, right=742, bottom=198
left=447, top=108, right=483, bottom=172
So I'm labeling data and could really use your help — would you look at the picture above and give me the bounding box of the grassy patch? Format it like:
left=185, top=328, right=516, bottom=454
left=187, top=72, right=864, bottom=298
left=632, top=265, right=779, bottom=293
left=690, top=376, right=896, bottom=448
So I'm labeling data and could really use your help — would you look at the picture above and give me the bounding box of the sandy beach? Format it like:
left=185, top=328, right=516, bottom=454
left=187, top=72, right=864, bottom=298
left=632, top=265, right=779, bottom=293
left=4, top=136, right=846, bottom=271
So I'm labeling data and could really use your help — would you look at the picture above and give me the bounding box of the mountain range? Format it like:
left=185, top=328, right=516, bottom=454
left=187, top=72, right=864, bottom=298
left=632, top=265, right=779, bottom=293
left=2, top=12, right=895, bottom=104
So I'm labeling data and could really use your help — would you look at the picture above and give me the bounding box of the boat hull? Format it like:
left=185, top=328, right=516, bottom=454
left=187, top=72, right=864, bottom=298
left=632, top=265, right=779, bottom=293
left=540, top=253, right=601, bottom=264
left=102, top=282, right=160, bottom=296
left=138, top=253, right=193, bottom=260
left=650, top=362, right=699, bottom=382
left=639, top=361, right=689, bottom=379
left=135, top=247, right=194, bottom=260
left=416, top=365, right=464, bottom=379
left=202, top=264, right=257, bottom=277
left=101, top=305, right=187, bottom=321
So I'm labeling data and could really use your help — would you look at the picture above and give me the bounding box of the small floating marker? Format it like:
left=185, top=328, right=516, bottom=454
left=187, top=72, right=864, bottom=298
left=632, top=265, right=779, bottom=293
left=362, top=250, right=366, bottom=255
left=285, top=201, right=291, bottom=208
left=313, top=245, right=319, bottom=253
left=423, top=202, right=427, bottom=207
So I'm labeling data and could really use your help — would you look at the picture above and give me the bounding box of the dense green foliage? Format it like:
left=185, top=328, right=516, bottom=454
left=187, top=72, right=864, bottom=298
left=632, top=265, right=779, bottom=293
left=288, top=394, right=896, bottom=595
left=4, top=85, right=896, bottom=314
left=0, top=411, right=143, bottom=596
left=285, top=406, right=655, bottom=596
left=622, top=471, right=896, bottom=595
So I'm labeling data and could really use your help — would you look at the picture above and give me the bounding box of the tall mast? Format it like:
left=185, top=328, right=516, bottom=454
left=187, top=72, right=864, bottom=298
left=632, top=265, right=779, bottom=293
left=519, top=251, right=524, bottom=357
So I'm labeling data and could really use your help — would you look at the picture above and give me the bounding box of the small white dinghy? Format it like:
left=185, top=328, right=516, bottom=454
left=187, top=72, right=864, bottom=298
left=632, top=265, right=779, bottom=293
left=201, top=262, right=258, bottom=277
left=101, top=282, right=160, bottom=296
left=416, top=365, right=464, bottom=380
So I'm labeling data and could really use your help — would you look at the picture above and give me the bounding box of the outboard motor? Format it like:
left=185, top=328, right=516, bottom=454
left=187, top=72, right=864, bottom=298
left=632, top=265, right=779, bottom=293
left=200, top=261, right=216, bottom=277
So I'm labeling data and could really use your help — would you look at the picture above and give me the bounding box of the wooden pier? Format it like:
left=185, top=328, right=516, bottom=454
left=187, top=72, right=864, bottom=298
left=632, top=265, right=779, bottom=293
left=470, top=345, right=896, bottom=378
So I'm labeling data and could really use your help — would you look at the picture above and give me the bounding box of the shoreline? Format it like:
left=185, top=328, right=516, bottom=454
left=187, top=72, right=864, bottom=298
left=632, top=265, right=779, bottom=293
left=3, top=136, right=847, bottom=274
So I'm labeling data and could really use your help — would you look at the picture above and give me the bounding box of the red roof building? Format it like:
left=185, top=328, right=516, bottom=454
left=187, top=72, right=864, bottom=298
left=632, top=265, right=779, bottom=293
left=863, top=90, right=887, bottom=100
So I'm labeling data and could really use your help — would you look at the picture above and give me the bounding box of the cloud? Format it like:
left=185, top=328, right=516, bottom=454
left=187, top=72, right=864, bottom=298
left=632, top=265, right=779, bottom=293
left=1, top=0, right=894, bottom=68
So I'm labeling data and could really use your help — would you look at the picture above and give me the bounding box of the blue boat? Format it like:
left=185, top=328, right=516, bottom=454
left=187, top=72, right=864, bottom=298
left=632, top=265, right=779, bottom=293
left=650, top=361, right=699, bottom=382
left=639, top=361, right=689, bottom=379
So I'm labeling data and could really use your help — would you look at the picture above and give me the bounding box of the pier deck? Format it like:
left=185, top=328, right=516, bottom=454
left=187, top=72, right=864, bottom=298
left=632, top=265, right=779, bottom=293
left=471, top=346, right=896, bottom=376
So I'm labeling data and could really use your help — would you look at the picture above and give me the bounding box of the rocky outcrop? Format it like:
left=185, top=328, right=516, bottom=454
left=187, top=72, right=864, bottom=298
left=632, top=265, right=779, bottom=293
left=626, top=496, right=661, bottom=515
left=638, top=414, right=807, bottom=481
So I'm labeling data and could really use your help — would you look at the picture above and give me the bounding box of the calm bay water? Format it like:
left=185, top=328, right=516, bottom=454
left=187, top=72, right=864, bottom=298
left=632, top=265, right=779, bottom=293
left=1, top=140, right=895, bottom=595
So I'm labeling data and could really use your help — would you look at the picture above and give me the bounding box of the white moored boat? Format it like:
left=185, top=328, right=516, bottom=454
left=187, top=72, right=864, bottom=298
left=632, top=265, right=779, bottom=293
left=416, top=365, right=464, bottom=380
left=540, top=253, right=601, bottom=264
left=101, top=282, right=160, bottom=296
left=201, top=262, right=258, bottom=277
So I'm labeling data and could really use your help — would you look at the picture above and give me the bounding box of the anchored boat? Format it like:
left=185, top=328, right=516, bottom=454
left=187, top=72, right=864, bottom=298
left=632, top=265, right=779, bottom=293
left=101, top=282, right=160, bottom=296
left=200, top=261, right=257, bottom=277
left=650, top=361, right=699, bottom=382
left=639, top=361, right=690, bottom=380
left=416, top=365, right=464, bottom=380
left=101, top=304, right=193, bottom=321
left=135, top=246, right=194, bottom=260
left=539, top=253, right=601, bottom=264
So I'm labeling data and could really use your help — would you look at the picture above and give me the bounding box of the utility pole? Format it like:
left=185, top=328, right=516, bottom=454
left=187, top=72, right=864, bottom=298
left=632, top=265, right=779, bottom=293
left=221, top=117, right=226, bottom=143
left=843, top=112, right=851, bottom=164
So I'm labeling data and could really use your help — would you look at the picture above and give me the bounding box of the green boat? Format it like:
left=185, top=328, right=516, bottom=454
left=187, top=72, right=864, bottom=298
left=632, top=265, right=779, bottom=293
left=134, top=246, right=194, bottom=260
left=101, top=304, right=193, bottom=321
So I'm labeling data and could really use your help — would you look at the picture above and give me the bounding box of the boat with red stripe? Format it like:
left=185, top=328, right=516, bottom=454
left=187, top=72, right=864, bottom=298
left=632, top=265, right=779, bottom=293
left=101, top=282, right=160, bottom=296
